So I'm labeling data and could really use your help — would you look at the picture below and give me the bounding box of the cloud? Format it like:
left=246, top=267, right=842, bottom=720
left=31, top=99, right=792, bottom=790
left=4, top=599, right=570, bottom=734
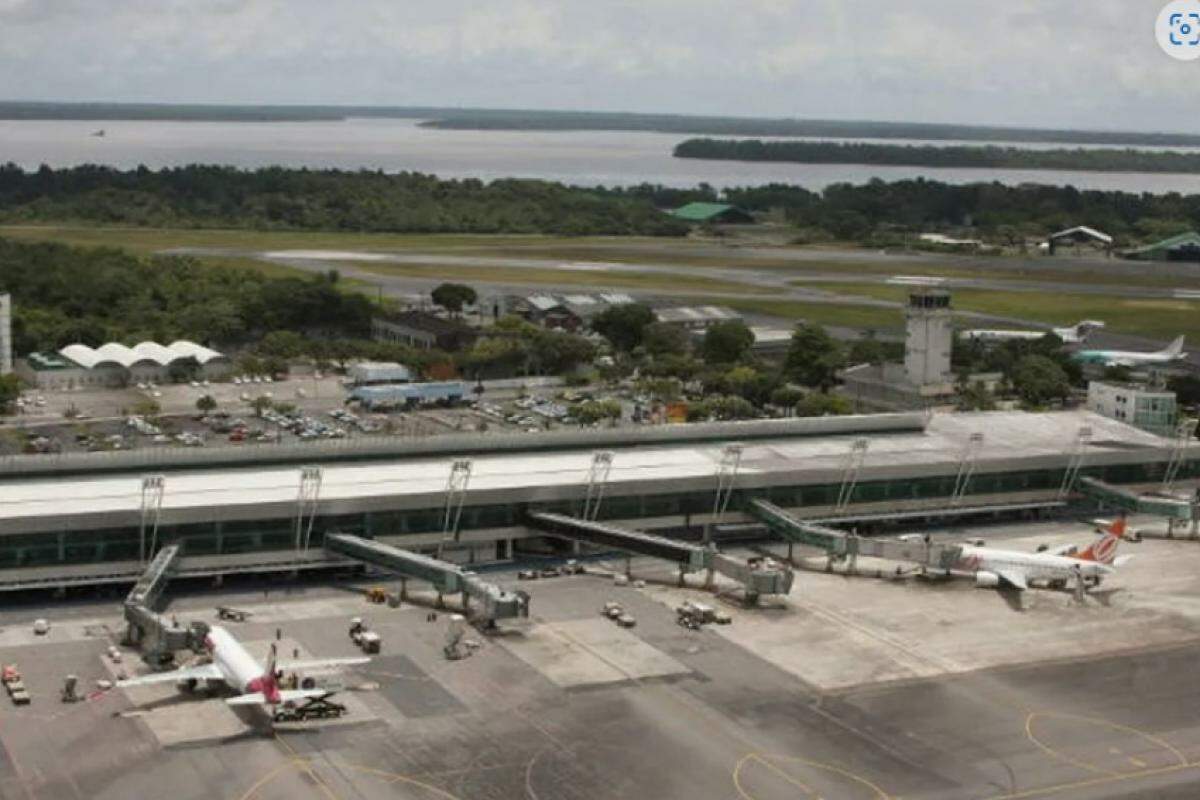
left=0, top=0, right=1196, bottom=131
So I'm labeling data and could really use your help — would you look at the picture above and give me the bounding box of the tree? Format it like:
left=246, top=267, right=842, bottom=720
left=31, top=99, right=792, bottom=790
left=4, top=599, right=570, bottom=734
left=794, top=393, right=852, bottom=417
left=956, top=380, right=996, bottom=411
left=636, top=377, right=682, bottom=402
left=460, top=337, right=527, bottom=377
left=257, top=330, right=307, bottom=360
left=529, top=330, right=595, bottom=374
left=431, top=283, right=477, bottom=316
left=769, top=385, right=805, bottom=409
left=1011, top=355, right=1071, bottom=407
left=250, top=395, right=273, bottom=417
left=195, top=394, right=217, bottom=414
left=848, top=334, right=898, bottom=366
left=571, top=399, right=623, bottom=425
left=642, top=322, right=690, bottom=358
left=131, top=398, right=161, bottom=418
left=784, top=323, right=844, bottom=390
left=590, top=303, right=656, bottom=352
left=0, top=374, right=21, bottom=412
left=701, top=320, right=755, bottom=364
left=709, top=395, right=758, bottom=420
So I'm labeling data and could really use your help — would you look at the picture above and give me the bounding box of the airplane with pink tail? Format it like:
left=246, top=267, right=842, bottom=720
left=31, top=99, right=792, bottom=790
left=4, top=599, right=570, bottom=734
left=116, top=625, right=369, bottom=708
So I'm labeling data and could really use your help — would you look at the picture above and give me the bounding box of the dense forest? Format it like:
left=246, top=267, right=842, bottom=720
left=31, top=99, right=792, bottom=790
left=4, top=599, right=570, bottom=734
left=674, top=138, right=1200, bottom=174
left=7, top=164, right=1200, bottom=245
left=0, top=238, right=372, bottom=354
left=0, top=164, right=687, bottom=236
left=613, top=180, right=1200, bottom=243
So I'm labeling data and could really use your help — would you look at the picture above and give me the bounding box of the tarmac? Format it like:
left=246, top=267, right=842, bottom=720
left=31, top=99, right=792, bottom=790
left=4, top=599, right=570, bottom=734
left=4, top=514, right=1200, bottom=798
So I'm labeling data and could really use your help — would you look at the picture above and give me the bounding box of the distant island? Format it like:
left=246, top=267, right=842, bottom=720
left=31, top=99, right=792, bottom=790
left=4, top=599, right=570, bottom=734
left=4, top=102, right=1200, bottom=148
left=673, top=138, right=1200, bottom=174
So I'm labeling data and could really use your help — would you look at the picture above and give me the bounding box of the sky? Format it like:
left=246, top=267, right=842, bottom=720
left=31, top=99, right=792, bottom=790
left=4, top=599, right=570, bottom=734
left=0, top=0, right=1196, bottom=132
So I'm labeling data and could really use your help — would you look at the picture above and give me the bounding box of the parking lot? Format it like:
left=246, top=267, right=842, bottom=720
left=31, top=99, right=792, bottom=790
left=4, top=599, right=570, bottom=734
left=0, top=373, right=668, bottom=457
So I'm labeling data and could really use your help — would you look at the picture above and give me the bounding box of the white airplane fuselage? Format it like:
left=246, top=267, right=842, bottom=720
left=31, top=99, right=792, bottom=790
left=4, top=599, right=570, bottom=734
left=204, top=625, right=279, bottom=700
left=962, top=321, right=1103, bottom=345
left=952, top=545, right=1110, bottom=588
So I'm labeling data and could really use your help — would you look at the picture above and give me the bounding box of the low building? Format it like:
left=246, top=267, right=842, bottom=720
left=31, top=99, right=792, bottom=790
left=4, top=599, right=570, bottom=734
left=918, top=233, right=983, bottom=249
left=1123, top=231, right=1200, bottom=262
left=18, top=340, right=230, bottom=389
left=506, top=292, right=635, bottom=331
left=348, top=361, right=413, bottom=386
left=1086, top=381, right=1177, bottom=436
left=1047, top=225, right=1113, bottom=255
left=348, top=381, right=466, bottom=410
left=668, top=202, right=754, bottom=225
left=654, top=305, right=742, bottom=330
left=372, top=310, right=478, bottom=351
left=748, top=327, right=793, bottom=359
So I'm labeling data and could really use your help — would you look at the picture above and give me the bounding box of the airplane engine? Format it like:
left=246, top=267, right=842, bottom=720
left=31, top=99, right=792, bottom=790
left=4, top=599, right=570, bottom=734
left=974, top=571, right=1001, bottom=588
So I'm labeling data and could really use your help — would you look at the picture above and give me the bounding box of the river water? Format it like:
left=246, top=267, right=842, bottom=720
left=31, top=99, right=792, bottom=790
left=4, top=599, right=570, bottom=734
left=3, top=117, right=1200, bottom=194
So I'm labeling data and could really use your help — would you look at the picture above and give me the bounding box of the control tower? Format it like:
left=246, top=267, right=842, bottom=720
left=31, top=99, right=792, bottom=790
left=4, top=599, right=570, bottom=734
left=904, top=288, right=952, bottom=387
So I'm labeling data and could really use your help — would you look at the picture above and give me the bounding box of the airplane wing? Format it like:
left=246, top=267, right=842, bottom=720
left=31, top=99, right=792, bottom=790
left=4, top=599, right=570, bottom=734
left=1042, top=543, right=1078, bottom=557
left=275, top=657, right=370, bottom=673
left=996, top=568, right=1029, bottom=591
left=226, top=688, right=334, bottom=707
left=1108, top=358, right=1136, bottom=368
left=116, top=663, right=224, bottom=688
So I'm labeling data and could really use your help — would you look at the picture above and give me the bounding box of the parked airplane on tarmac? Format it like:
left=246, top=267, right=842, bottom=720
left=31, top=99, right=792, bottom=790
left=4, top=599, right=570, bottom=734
left=922, top=516, right=1132, bottom=591
left=116, top=625, right=369, bottom=708
left=962, top=320, right=1104, bottom=344
left=1073, top=336, right=1187, bottom=368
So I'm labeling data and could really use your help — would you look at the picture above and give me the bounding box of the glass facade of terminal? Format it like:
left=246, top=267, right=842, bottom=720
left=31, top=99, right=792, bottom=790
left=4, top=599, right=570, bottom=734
left=0, top=460, right=1195, bottom=570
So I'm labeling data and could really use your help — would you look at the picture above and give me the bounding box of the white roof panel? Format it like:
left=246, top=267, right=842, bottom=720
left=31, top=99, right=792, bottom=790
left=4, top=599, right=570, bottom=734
left=0, top=411, right=1170, bottom=525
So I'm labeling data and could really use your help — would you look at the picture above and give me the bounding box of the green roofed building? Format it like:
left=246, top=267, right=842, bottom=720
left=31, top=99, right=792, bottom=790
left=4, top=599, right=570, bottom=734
left=668, top=202, right=754, bottom=224
left=1123, top=231, right=1200, bottom=262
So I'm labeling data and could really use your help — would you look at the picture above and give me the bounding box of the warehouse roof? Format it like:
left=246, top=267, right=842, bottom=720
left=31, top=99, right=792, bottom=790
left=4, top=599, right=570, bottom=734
left=1124, top=231, right=1200, bottom=258
left=1048, top=225, right=1113, bottom=245
left=668, top=202, right=752, bottom=223
left=0, top=411, right=1176, bottom=527
left=655, top=305, right=742, bottom=325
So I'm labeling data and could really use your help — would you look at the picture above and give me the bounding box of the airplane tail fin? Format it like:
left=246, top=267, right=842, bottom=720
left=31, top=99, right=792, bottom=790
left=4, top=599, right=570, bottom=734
left=1163, top=336, right=1186, bottom=357
left=1075, top=515, right=1126, bottom=566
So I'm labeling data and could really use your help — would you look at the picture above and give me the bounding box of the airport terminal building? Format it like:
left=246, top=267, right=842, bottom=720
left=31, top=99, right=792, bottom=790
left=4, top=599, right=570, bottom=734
left=0, top=410, right=1194, bottom=591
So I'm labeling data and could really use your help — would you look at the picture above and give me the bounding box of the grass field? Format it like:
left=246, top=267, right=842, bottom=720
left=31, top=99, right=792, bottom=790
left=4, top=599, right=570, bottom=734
left=0, top=225, right=621, bottom=255
left=800, top=282, right=1200, bottom=341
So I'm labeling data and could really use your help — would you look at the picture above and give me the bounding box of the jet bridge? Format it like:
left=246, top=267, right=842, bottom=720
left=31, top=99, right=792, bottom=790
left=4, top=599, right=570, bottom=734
left=524, top=511, right=794, bottom=603
left=748, top=499, right=963, bottom=571
left=324, top=534, right=529, bottom=626
left=122, top=545, right=206, bottom=665
left=1077, top=477, right=1194, bottom=521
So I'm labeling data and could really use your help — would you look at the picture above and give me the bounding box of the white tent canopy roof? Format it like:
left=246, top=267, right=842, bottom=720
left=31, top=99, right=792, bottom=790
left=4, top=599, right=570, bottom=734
left=59, top=340, right=225, bottom=369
